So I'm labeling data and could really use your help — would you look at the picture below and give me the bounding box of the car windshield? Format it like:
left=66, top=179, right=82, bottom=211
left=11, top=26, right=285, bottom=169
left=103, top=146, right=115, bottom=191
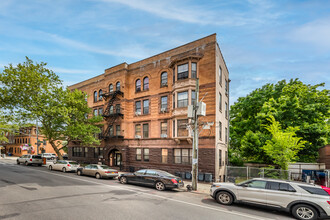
left=69, top=162, right=79, bottom=165
left=100, top=165, right=111, bottom=169
left=236, top=179, right=251, bottom=186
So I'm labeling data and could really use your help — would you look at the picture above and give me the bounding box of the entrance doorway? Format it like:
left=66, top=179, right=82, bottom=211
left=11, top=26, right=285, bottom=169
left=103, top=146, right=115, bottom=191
left=109, top=149, right=122, bottom=167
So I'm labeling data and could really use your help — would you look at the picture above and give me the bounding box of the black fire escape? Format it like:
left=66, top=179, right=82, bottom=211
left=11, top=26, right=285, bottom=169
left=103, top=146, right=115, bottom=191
left=101, top=90, right=124, bottom=139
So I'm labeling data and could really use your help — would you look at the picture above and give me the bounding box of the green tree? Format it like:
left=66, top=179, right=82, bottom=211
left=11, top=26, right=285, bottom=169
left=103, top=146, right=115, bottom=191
left=0, top=111, right=18, bottom=143
left=263, top=116, right=306, bottom=170
left=0, top=57, right=102, bottom=159
left=230, top=79, right=329, bottom=163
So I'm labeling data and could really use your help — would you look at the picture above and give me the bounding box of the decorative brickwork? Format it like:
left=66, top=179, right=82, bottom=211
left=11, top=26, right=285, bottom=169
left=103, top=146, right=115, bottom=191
left=68, top=34, right=229, bottom=181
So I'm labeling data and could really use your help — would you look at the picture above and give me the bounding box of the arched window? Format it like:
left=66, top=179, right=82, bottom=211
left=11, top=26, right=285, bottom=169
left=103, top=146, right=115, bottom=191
left=116, top=82, right=120, bottom=91
left=109, top=84, right=113, bottom=93
left=136, top=79, right=141, bottom=92
left=99, top=89, right=103, bottom=101
left=143, top=77, right=149, bottom=90
left=161, top=72, right=167, bottom=86
left=94, top=91, right=97, bottom=102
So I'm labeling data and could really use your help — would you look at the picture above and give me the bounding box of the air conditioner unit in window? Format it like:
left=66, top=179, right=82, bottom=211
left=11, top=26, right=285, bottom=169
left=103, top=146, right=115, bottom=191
left=161, top=108, right=166, bottom=112
left=135, top=135, right=141, bottom=139
left=160, top=134, right=167, bottom=138
left=161, top=82, right=167, bottom=87
left=135, top=111, right=141, bottom=116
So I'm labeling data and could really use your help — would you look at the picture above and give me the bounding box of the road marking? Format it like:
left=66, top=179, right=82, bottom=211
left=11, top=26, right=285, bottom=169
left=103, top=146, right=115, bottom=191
left=16, top=166, right=275, bottom=220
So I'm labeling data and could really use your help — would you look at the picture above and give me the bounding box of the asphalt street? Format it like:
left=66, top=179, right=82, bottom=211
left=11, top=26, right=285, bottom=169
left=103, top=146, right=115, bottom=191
left=0, top=159, right=294, bottom=220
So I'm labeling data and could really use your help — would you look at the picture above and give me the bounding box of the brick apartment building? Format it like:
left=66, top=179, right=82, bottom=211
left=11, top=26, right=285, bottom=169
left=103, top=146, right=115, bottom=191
left=2, top=126, right=63, bottom=156
left=68, top=34, right=229, bottom=181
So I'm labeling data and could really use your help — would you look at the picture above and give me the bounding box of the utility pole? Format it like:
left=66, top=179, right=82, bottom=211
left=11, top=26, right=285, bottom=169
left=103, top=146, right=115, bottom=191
left=192, top=79, right=199, bottom=191
left=36, top=119, right=39, bottom=155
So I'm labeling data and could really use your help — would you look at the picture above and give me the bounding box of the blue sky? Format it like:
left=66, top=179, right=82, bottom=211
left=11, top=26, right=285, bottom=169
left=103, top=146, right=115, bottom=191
left=0, top=0, right=329, bottom=105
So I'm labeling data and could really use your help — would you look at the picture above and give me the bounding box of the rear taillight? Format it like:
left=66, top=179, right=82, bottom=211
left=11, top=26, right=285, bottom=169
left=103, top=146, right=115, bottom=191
left=321, top=186, right=330, bottom=195
left=171, top=179, right=178, bottom=184
left=67, top=164, right=71, bottom=167
left=115, top=172, right=118, bottom=173
left=30, top=159, right=32, bottom=161
left=105, top=171, right=110, bottom=173
left=327, top=201, right=330, bottom=205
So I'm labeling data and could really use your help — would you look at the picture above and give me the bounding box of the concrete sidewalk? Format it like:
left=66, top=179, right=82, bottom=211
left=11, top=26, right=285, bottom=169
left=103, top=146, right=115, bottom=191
left=0, top=156, right=18, bottom=160
left=183, top=181, right=212, bottom=195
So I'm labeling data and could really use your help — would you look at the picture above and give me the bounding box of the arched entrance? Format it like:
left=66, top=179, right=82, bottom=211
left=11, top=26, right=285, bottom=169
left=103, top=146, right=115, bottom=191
left=109, top=149, right=122, bottom=168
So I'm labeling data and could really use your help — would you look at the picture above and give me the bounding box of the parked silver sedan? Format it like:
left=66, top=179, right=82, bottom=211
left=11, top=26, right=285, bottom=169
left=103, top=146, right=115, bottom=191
left=48, top=160, right=80, bottom=172
left=77, top=164, right=118, bottom=179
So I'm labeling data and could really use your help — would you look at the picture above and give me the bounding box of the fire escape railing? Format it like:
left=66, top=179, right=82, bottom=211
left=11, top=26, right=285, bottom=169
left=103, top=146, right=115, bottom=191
left=101, top=91, right=124, bottom=139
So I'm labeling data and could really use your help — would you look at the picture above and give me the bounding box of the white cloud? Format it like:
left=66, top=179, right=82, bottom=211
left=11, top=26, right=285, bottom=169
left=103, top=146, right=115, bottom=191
left=97, top=0, right=277, bottom=27
left=49, top=67, right=97, bottom=75
left=288, top=17, right=330, bottom=50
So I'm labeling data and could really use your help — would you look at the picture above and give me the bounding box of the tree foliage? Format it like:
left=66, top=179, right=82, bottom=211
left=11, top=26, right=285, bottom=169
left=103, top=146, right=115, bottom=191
left=262, top=116, right=306, bottom=170
left=0, top=57, right=102, bottom=159
left=0, top=111, right=18, bottom=143
left=230, top=79, right=329, bottom=163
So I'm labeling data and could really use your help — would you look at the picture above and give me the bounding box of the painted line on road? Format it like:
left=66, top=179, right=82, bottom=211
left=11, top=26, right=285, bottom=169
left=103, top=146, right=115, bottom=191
left=17, top=166, right=275, bottom=220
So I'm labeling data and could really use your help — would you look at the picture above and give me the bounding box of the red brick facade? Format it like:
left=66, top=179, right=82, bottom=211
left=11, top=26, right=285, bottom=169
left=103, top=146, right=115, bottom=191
left=68, top=34, right=229, bottom=181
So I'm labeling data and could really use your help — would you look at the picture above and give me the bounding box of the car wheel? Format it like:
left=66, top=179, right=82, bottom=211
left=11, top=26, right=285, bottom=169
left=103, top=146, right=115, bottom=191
left=17, top=160, right=20, bottom=165
left=155, top=181, right=166, bottom=191
left=216, top=191, right=233, bottom=205
left=77, top=170, right=82, bottom=176
left=120, top=177, right=127, bottom=184
left=62, top=167, right=66, bottom=173
left=49, top=165, right=53, bottom=171
left=95, top=173, right=101, bottom=179
left=292, top=204, right=318, bottom=220
left=25, top=161, right=28, bottom=166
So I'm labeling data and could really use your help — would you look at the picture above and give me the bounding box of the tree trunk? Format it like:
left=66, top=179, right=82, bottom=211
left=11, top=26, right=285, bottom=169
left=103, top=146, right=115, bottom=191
left=50, top=140, right=63, bottom=160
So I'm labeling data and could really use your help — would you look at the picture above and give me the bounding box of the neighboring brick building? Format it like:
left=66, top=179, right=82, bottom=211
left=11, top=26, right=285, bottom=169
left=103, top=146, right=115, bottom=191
left=68, top=34, right=230, bottom=181
left=2, top=126, right=63, bottom=156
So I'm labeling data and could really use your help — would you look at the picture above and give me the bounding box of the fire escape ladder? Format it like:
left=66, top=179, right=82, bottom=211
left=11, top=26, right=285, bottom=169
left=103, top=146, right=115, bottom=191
left=101, top=91, right=124, bottom=139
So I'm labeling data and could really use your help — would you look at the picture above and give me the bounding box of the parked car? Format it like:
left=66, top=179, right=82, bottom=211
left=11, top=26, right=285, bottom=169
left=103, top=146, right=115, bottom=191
left=210, top=178, right=330, bottom=220
left=77, top=164, right=118, bottom=179
left=119, top=169, right=184, bottom=191
left=41, top=153, right=57, bottom=160
left=17, top=154, right=43, bottom=166
left=48, top=160, right=79, bottom=172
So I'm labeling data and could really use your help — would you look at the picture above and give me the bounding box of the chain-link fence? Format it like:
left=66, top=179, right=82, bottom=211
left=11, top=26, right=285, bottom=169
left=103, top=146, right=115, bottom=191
left=226, top=166, right=291, bottom=184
